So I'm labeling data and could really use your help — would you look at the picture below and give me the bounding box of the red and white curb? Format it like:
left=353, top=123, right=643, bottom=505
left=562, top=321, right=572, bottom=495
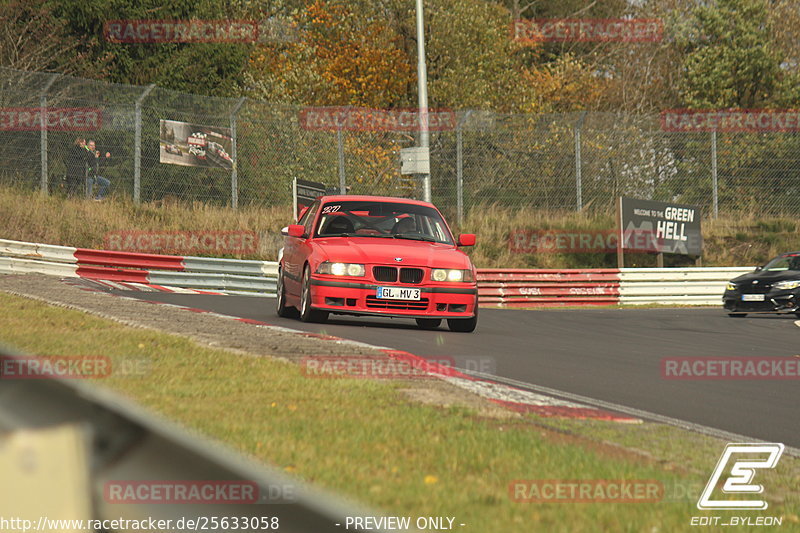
left=61, top=277, right=638, bottom=422
left=63, top=278, right=271, bottom=297
left=380, top=349, right=637, bottom=421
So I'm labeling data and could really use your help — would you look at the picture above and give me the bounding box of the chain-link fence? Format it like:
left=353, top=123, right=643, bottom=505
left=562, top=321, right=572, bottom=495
left=2, top=66, right=800, bottom=221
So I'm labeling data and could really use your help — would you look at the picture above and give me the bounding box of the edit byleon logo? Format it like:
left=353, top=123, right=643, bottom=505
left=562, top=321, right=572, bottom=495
left=697, top=443, right=784, bottom=510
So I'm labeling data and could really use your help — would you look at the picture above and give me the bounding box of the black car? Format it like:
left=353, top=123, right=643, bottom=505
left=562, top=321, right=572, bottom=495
left=723, top=252, right=800, bottom=317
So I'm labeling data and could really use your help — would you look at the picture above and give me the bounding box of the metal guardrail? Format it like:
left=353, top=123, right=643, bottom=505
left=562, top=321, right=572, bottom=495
left=477, top=268, right=621, bottom=307
left=0, top=255, right=80, bottom=277
left=619, top=267, right=754, bottom=306
left=148, top=270, right=276, bottom=292
left=0, top=344, right=403, bottom=532
left=476, top=267, right=756, bottom=307
left=1, top=238, right=756, bottom=306
left=0, top=238, right=278, bottom=296
left=0, top=238, right=79, bottom=263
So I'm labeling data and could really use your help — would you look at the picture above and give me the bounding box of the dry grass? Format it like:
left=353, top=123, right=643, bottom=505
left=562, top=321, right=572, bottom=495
left=0, top=185, right=291, bottom=260
left=2, top=185, right=799, bottom=267
left=461, top=203, right=800, bottom=269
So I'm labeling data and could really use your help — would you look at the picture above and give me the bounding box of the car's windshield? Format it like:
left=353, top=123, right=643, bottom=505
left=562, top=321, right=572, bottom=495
left=315, top=201, right=454, bottom=245
left=762, top=254, right=800, bottom=271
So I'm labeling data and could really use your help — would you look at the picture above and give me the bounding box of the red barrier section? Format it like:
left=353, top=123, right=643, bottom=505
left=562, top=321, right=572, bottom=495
left=477, top=269, right=621, bottom=307
left=75, top=265, right=150, bottom=283
left=74, top=249, right=185, bottom=271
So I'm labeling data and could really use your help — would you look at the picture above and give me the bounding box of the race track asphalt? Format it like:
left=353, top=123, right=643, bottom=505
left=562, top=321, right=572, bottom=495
left=114, top=290, right=800, bottom=449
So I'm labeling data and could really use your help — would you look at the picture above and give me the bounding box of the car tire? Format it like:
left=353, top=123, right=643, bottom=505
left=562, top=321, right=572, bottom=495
left=415, top=318, right=442, bottom=330
left=447, top=298, right=478, bottom=333
left=276, top=268, right=298, bottom=318
left=728, top=313, right=747, bottom=318
left=300, top=264, right=328, bottom=323
left=795, top=312, right=800, bottom=319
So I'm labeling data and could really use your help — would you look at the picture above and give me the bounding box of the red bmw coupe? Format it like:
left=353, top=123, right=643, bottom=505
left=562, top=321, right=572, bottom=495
left=277, top=195, right=478, bottom=332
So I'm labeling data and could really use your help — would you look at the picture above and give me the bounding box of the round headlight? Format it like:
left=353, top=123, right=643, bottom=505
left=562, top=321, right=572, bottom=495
left=347, top=263, right=364, bottom=276
left=447, top=270, right=464, bottom=282
left=330, top=263, right=347, bottom=276
left=432, top=269, right=447, bottom=282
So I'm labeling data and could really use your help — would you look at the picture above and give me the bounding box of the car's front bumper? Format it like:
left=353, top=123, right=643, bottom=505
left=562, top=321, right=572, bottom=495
left=310, top=277, right=478, bottom=319
left=723, top=289, right=800, bottom=313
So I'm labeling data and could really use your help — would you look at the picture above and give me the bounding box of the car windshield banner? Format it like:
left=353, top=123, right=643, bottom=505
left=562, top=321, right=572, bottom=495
left=620, top=197, right=703, bottom=255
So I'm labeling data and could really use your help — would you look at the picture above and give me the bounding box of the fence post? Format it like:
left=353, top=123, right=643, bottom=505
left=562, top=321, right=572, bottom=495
left=574, top=111, right=587, bottom=211
left=337, top=124, right=346, bottom=194
left=456, top=112, right=464, bottom=225
left=230, top=97, right=246, bottom=209
left=711, top=130, right=718, bottom=218
left=134, top=84, right=156, bottom=205
left=39, top=74, right=59, bottom=195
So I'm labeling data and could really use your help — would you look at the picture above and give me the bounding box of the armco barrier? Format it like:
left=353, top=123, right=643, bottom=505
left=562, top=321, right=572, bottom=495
left=1, top=238, right=754, bottom=306
left=0, top=343, right=404, bottom=533
left=0, top=238, right=277, bottom=296
left=619, top=267, right=754, bottom=306
left=477, top=267, right=756, bottom=307
left=477, top=268, right=621, bottom=307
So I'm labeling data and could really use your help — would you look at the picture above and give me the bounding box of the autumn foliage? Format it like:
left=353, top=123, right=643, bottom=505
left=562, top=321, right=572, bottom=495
left=250, top=1, right=413, bottom=108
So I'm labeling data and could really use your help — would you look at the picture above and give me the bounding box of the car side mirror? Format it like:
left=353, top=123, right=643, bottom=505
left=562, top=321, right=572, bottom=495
left=457, top=234, right=476, bottom=246
left=288, top=224, right=306, bottom=238
left=754, top=265, right=763, bottom=272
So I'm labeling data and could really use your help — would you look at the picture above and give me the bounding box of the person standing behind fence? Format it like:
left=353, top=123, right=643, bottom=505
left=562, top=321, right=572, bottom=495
left=86, top=140, right=111, bottom=200
left=65, top=137, right=89, bottom=196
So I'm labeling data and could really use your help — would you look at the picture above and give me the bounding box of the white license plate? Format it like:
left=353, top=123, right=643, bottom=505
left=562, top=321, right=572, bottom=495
left=376, top=287, right=421, bottom=300
left=741, top=294, right=765, bottom=302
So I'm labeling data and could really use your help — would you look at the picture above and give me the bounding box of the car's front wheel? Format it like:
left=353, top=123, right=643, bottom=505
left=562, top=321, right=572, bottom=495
left=447, top=298, right=478, bottom=333
left=300, top=265, right=328, bottom=323
left=415, top=318, right=442, bottom=330
left=276, top=268, right=298, bottom=318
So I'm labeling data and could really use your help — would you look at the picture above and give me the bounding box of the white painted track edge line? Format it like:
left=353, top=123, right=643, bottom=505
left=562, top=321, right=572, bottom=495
left=461, top=369, right=800, bottom=458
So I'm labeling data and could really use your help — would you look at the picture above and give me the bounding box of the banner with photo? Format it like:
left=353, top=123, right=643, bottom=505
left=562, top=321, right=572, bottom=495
left=159, top=119, right=233, bottom=169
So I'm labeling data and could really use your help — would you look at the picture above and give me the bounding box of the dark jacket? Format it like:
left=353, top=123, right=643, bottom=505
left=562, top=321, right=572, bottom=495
left=66, top=144, right=90, bottom=178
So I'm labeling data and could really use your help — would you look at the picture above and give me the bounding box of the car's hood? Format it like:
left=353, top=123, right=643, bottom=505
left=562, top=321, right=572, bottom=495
left=731, top=270, right=800, bottom=284
left=313, top=237, right=472, bottom=269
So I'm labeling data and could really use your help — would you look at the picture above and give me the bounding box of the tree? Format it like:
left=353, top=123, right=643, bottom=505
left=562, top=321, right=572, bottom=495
left=248, top=0, right=413, bottom=107
left=677, top=0, right=782, bottom=109
left=0, top=0, right=108, bottom=76
left=48, top=0, right=255, bottom=96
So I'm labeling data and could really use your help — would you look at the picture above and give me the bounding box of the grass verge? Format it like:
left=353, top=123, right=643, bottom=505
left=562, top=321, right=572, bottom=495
left=1, top=291, right=797, bottom=532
